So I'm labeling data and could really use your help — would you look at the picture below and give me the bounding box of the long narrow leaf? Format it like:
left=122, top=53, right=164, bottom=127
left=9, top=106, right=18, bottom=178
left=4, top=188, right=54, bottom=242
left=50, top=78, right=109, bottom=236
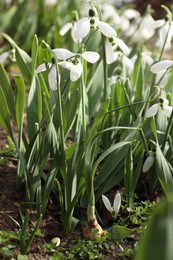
left=0, top=63, right=16, bottom=121
left=155, top=143, right=173, bottom=198
left=14, top=75, right=25, bottom=129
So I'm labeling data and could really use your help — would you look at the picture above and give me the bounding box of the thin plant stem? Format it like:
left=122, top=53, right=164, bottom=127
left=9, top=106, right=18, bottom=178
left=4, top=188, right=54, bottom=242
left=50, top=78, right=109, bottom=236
left=80, top=60, right=87, bottom=147
left=101, top=34, right=108, bottom=101
left=56, top=64, right=66, bottom=174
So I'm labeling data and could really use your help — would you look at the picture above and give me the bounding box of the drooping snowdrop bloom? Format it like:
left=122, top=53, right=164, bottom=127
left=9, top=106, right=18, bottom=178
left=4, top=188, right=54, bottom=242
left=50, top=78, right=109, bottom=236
left=146, top=98, right=173, bottom=118
left=105, top=37, right=129, bottom=64
left=142, top=151, right=155, bottom=173
left=153, top=19, right=173, bottom=50
left=36, top=61, right=60, bottom=91
left=52, top=48, right=100, bottom=82
left=126, top=14, right=156, bottom=42
left=73, top=8, right=117, bottom=41
left=102, top=193, right=121, bottom=219
left=59, top=21, right=77, bottom=42
left=150, top=60, right=173, bottom=85
left=59, top=12, right=78, bottom=42
left=150, top=60, right=173, bottom=74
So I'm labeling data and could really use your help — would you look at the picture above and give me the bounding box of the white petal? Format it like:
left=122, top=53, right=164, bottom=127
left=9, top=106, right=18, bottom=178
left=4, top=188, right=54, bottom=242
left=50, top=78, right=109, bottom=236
left=48, top=65, right=58, bottom=91
left=97, top=20, right=117, bottom=37
left=160, top=24, right=172, bottom=45
left=73, top=17, right=90, bottom=40
left=142, top=155, right=154, bottom=173
left=70, top=63, right=83, bottom=81
left=102, top=195, right=112, bottom=213
left=0, top=52, right=8, bottom=63
left=162, top=98, right=169, bottom=105
left=71, top=22, right=78, bottom=42
left=123, top=9, right=140, bottom=19
left=36, top=63, right=47, bottom=73
left=58, top=60, right=73, bottom=70
left=113, top=193, right=121, bottom=215
left=59, top=23, right=72, bottom=36
left=163, top=104, right=173, bottom=117
left=114, top=37, right=129, bottom=56
left=150, top=60, right=173, bottom=74
left=146, top=103, right=159, bottom=117
left=52, top=48, right=76, bottom=60
left=105, top=38, right=115, bottom=64
left=81, top=51, right=100, bottom=63
left=152, top=19, right=165, bottom=29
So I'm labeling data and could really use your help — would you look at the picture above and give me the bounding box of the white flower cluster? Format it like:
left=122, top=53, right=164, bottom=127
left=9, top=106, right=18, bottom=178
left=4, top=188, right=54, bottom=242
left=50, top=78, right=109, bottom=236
left=36, top=5, right=130, bottom=90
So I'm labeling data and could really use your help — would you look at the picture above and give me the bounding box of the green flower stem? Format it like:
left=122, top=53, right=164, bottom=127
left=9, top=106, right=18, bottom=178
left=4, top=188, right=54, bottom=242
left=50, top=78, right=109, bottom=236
left=158, top=21, right=172, bottom=61
left=56, top=65, right=66, bottom=174
left=101, top=34, right=108, bottom=101
left=99, top=99, right=151, bottom=130
left=80, top=60, right=87, bottom=147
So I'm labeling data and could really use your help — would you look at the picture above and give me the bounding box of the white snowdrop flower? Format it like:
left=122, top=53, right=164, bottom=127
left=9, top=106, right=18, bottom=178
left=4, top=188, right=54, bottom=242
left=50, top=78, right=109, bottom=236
left=54, top=49, right=100, bottom=82
left=59, top=13, right=78, bottom=42
left=153, top=19, right=173, bottom=50
left=123, top=9, right=140, bottom=20
left=127, top=14, right=155, bottom=42
left=105, top=37, right=129, bottom=64
left=73, top=8, right=117, bottom=41
left=150, top=60, right=173, bottom=74
left=36, top=62, right=60, bottom=91
left=146, top=98, right=173, bottom=118
left=142, top=151, right=154, bottom=173
left=101, top=3, right=120, bottom=22
left=59, top=22, right=77, bottom=42
left=0, top=52, right=9, bottom=63
left=102, top=193, right=121, bottom=219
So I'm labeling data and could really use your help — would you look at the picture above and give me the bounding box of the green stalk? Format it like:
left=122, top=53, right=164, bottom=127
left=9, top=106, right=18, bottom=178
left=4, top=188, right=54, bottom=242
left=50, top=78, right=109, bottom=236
left=101, top=34, right=108, bottom=101
left=56, top=64, right=66, bottom=173
left=80, top=60, right=87, bottom=147
left=158, top=21, right=172, bottom=61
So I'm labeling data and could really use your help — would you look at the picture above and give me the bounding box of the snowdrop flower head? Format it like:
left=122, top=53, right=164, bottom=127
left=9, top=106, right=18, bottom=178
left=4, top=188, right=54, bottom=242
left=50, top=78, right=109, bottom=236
left=105, top=37, right=129, bottom=64
left=54, top=48, right=100, bottom=82
left=146, top=98, right=173, bottom=118
left=102, top=193, right=121, bottom=219
left=153, top=14, right=173, bottom=50
left=59, top=11, right=78, bottom=42
left=142, top=151, right=155, bottom=173
left=74, top=7, right=117, bottom=41
left=150, top=60, right=173, bottom=74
